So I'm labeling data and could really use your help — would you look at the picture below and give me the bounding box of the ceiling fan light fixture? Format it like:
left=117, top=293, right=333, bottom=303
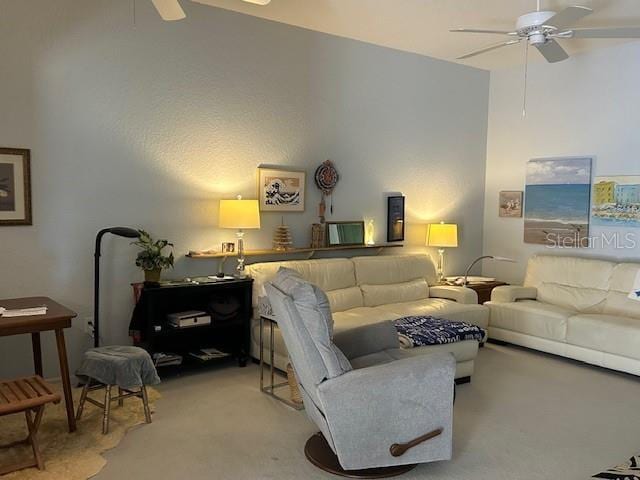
left=151, top=0, right=186, bottom=21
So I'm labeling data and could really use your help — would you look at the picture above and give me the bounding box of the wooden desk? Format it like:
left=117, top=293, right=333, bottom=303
left=0, top=297, right=77, bottom=432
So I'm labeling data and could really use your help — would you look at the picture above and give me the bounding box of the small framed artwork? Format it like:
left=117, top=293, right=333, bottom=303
left=499, top=191, right=523, bottom=218
left=0, top=148, right=32, bottom=226
left=257, top=167, right=306, bottom=212
left=387, top=195, right=405, bottom=242
left=326, top=221, right=365, bottom=247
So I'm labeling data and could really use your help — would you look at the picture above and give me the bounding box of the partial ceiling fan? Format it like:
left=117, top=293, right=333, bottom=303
left=451, top=0, right=640, bottom=63
left=151, top=0, right=270, bottom=21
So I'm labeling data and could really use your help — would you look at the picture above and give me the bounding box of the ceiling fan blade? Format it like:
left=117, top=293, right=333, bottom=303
left=568, top=27, right=640, bottom=38
left=545, top=6, right=592, bottom=29
left=535, top=39, right=569, bottom=63
left=456, top=39, right=521, bottom=60
left=450, top=28, right=516, bottom=35
left=242, top=0, right=272, bottom=4
left=151, top=0, right=186, bottom=21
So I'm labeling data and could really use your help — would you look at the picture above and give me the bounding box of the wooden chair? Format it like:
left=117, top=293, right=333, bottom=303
left=0, top=376, right=61, bottom=475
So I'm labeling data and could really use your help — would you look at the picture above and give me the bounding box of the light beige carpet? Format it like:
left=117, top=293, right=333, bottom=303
left=92, top=344, right=640, bottom=480
left=0, top=386, right=159, bottom=480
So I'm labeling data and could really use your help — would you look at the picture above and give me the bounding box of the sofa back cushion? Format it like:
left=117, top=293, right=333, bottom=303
left=524, top=255, right=616, bottom=290
left=524, top=255, right=615, bottom=313
left=246, top=258, right=361, bottom=313
left=325, top=286, right=365, bottom=313
left=352, top=254, right=438, bottom=287
left=603, top=263, right=640, bottom=319
left=536, top=283, right=607, bottom=313
left=524, top=255, right=640, bottom=319
left=361, top=278, right=430, bottom=307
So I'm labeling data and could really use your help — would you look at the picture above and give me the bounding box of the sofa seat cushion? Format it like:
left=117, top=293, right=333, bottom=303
left=373, top=299, right=489, bottom=329
left=567, top=314, right=640, bottom=361
left=488, top=300, right=573, bottom=341
left=333, top=308, right=400, bottom=333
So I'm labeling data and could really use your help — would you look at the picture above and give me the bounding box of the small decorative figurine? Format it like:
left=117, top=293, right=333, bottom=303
left=273, top=217, right=293, bottom=251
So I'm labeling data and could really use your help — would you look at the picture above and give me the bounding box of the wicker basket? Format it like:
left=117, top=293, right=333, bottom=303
left=286, top=363, right=303, bottom=406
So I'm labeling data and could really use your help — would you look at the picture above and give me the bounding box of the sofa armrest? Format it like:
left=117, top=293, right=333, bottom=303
left=332, top=321, right=399, bottom=360
left=429, top=285, right=478, bottom=304
left=317, top=352, right=455, bottom=470
left=490, top=285, right=537, bottom=303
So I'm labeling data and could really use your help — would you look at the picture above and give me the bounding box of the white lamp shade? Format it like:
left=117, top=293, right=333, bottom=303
left=426, top=223, right=458, bottom=248
left=219, top=199, right=261, bottom=229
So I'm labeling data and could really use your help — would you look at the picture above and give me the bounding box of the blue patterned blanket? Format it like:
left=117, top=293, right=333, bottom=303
left=394, top=315, right=485, bottom=348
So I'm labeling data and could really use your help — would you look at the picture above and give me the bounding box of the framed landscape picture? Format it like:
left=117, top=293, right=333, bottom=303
left=257, top=167, right=306, bottom=212
left=592, top=176, right=640, bottom=228
left=524, top=157, right=592, bottom=247
left=387, top=195, right=405, bottom=242
left=499, top=191, right=523, bottom=218
left=0, top=148, right=31, bottom=226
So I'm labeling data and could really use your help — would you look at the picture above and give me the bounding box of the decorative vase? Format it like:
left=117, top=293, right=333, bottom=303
left=144, top=268, right=162, bottom=283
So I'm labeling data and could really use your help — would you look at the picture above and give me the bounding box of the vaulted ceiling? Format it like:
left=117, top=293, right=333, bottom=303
left=192, top=0, right=640, bottom=69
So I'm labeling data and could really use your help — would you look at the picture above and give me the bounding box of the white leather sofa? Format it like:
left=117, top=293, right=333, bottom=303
left=247, top=254, right=489, bottom=380
left=487, top=254, right=640, bottom=376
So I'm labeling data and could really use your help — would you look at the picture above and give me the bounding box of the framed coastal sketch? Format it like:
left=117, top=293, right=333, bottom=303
left=387, top=195, right=405, bottom=242
left=592, top=176, right=640, bottom=228
left=524, top=157, right=592, bottom=247
left=257, top=167, right=306, bottom=212
left=0, top=148, right=32, bottom=226
left=499, top=191, right=523, bottom=218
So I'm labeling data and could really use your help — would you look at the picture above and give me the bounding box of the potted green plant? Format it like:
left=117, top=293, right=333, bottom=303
left=133, top=230, right=175, bottom=283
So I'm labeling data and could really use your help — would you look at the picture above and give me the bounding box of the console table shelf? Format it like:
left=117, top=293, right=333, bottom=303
left=187, top=243, right=403, bottom=260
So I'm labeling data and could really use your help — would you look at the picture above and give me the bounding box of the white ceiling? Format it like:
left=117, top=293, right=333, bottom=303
left=191, top=0, right=640, bottom=70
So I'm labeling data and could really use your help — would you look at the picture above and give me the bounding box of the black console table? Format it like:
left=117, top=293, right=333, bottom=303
left=130, top=278, right=253, bottom=368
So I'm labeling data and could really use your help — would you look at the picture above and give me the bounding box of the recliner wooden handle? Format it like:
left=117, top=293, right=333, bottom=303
left=389, top=428, right=443, bottom=457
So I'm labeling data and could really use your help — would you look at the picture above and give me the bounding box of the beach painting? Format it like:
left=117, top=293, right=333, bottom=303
left=524, top=157, right=592, bottom=246
left=591, top=176, right=640, bottom=228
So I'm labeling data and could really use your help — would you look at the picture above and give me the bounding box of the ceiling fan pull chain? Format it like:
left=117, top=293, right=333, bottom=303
left=522, top=41, right=529, bottom=117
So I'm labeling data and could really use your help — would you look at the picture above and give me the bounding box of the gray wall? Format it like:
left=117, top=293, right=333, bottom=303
left=0, top=0, right=489, bottom=378
left=483, top=42, right=640, bottom=284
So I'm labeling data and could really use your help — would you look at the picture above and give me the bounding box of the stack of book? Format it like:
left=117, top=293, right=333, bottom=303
left=0, top=305, right=48, bottom=317
left=189, top=348, right=230, bottom=362
left=152, top=352, right=183, bottom=367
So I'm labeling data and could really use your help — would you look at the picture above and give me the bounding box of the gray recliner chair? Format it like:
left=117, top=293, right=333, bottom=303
left=265, top=268, right=456, bottom=477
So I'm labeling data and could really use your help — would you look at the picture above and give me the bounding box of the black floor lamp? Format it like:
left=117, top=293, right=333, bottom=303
left=94, top=227, right=141, bottom=348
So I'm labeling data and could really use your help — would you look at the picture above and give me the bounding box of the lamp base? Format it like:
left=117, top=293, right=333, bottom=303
left=236, top=230, right=246, bottom=278
left=304, top=433, right=416, bottom=479
left=436, top=249, right=446, bottom=283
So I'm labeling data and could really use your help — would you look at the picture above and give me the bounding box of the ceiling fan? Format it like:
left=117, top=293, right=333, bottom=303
left=151, top=0, right=270, bottom=21
left=451, top=1, right=640, bottom=63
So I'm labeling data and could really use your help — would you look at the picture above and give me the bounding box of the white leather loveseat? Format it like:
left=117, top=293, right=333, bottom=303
left=487, top=255, right=640, bottom=376
left=247, top=254, right=489, bottom=380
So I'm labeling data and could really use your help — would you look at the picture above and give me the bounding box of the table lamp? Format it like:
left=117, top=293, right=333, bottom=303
left=219, top=196, right=261, bottom=278
left=426, top=222, right=458, bottom=282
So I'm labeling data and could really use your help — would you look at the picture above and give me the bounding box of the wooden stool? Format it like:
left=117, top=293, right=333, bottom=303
left=75, top=381, right=152, bottom=434
left=0, top=376, right=61, bottom=475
